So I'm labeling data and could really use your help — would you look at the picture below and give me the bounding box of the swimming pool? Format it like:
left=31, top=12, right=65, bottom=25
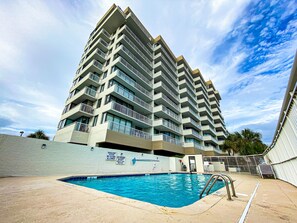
left=64, top=173, right=224, bottom=208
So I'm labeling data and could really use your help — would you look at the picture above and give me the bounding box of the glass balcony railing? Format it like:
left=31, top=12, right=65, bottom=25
left=118, top=57, right=152, bottom=87
left=158, top=134, right=182, bottom=145
left=124, top=25, right=152, bottom=57
left=115, top=70, right=152, bottom=98
left=161, top=106, right=181, bottom=122
left=114, top=85, right=152, bottom=111
left=62, top=103, right=94, bottom=115
left=157, top=81, right=178, bottom=99
left=74, top=122, right=89, bottom=132
left=121, top=45, right=151, bottom=75
left=160, top=119, right=181, bottom=133
left=155, top=71, right=178, bottom=93
left=121, top=35, right=152, bottom=66
left=157, top=93, right=179, bottom=111
left=107, top=121, right=151, bottom=140
left=85, top=87, right=97, bottom=97
left=110, top=101, right=152, bottom=125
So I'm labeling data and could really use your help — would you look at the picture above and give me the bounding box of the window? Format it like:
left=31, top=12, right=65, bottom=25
left=97, top=99, right=102, bottom=108
left=102, top=71, right=107, bottom=79
left=100, top=84, right=105, bottom=93
left=92, top=115, right=98, bottom=126
left=105, top=59, right=110, bottom=66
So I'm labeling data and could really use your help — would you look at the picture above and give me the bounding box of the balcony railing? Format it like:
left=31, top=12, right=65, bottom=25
left=72, top=72, right=100, bottom=88
left=160, top=119, right=181, bottom=133
left=157, top=134, right=182, bottom=145
left=74, top=122, right=89, bottom=132
left=157, top=93, right=179, bottom=111
left=115, top=70, right=152, bottom=98
left=68, top=86, right=97, bottom=100
left=121, top=35, right=152, bottom=66
left=62, top=103, right=94, bottom=115
left=118, top=57, right=152, bottom=86
left=161, top=106, right=181, bottom=122
left=107, top=121, right=151, bottom=140
left=124, top=25, right=152, bottom=57
left=121, top=45, right=151, bottom=75
left=157, top=81, right=178, bottom=99
left=155, top=52, right=176, bottom=76
left=114, top=85, right=152, bottom=111
left=110, top=101, right=152, bottom=125
left=183, top=117, right=201, bottom=130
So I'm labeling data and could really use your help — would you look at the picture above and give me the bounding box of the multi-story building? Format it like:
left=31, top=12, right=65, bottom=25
left=54, top=4, right=228, bottom=156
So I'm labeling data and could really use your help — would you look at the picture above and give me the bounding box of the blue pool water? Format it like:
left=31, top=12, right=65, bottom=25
left=65, top=173, right=224, bottom=208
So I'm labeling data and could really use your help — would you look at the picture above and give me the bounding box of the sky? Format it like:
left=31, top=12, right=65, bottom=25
left=0, top=0, right=296, bottom=144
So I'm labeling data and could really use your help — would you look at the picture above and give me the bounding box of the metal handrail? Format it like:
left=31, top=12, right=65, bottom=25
left=199, top=173, right=236, bottom=201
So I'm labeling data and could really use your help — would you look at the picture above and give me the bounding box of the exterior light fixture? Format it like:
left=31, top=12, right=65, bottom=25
left=90, top=147, right=94, bottom=151
left=41, top=144, right=47, bottom=149
left=20, top=131, right=24, bottom=137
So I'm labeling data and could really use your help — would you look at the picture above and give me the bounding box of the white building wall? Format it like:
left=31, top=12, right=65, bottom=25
left=0, top=134, right=180, bottom=177
left=265, top=94, right=297, bottom=186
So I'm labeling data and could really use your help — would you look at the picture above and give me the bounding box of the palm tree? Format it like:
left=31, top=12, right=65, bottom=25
left=222, top=129, right=266, bottom=155
left=27, top=130, right=49, bottom=140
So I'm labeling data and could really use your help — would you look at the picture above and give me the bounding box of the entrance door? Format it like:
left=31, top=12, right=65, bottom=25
left=189, top=156, right=196, bottom=172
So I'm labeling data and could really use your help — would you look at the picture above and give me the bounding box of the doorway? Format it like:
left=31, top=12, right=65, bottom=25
left=188, top=156, right=197, bottom=172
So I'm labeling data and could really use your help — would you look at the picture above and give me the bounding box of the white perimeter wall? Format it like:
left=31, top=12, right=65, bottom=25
left=0, top=134, right=180, bottom=177
left=265, top=94, right=297, bottom=187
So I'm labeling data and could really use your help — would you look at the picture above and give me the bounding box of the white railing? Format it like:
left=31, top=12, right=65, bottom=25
left=110, top=101, right=152, bottom=125
left=114, top=85, right=152, bottom=111
left=74, top=122, right=89, bottom=132
left=118, top=57, right=152, bottom=86
left=107, top=121, right=151, bottom=140
left=115, top=69, right=152, bottom=98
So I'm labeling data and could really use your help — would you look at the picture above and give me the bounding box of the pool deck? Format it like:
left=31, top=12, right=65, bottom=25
left=1, top=173, right=297, bottom=222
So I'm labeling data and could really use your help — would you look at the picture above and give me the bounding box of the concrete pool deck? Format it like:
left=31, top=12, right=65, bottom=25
left=0, top=174, right=297, bottom=222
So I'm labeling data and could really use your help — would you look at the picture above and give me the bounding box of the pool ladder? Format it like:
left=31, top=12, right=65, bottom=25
left=199, top=173, right=237, bottom=201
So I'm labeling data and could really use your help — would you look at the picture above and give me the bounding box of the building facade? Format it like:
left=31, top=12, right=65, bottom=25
left=54, top=5, right=228, bottom=156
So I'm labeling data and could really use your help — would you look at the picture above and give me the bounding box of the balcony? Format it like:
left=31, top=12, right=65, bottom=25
left=154, top=61, right=177, bottom=85
left=153, top=92, right=180, bottom=113
left=183, top=129, right=203, bottom=141
left=117, top=44, right=152, bottom=77
left=107, top=101, right=152, bottom=127
left=217, top=131, right=227, bottom=139
left=79, top=48, right=106, bottom=68
left=211, top=107, right=221, bottom=115
left=107, top=121, right=151, bottom=140
left=153, top=118, right=182, bottom=135
left=76, top=60, right=103, bottom=78
left=179, top=88, right=196, bottom=103
left=114, top=57, right=152, bottom=88
left=203, top=134, right=218, bottom=144
left=154, top=52, right=177, bottom=78
left=55, top=121, right=89, bottom=144
left=154, top=44, right=177, bottom=69
left=184, top=142, right=204, bottom=150
left=121, top=25, right=152, bottom=58
left=204, top=145, right=221, bottom=154
left=84, top=38, right=109, bottom=56
left=198, top=106, right=213, bottom=118
left=153, top=134, right=182, bottom=146
left=111, top=69, right=152, bottom=100
left=87, top=29, right=110, bottom=49
left=181, top=107, right=200, bottom=122
left=182, top=117, right=201, bottom=131
left=62, top=103, right=94, bottom=120
left=111, top=84, right=152, bottom=113
left=215, top=122, right=226, bottom=131
left=67, top=86, right=97, bottom=104
left=202, top=125, right=217, bottom=136
left=180, top=97, right=198, bottom=111
left=71, top=72, right=100, bottom=92
left=200, top=115, right=215, bottom=126
left=118, top=34, right=152, bottom=67
left=153, top=105, right=181, bottom=123
left=153, top=81, right=179, bottom=104
left=154, top=71, right=179, bottom=94
left=213, top=114, right=225, bottom=124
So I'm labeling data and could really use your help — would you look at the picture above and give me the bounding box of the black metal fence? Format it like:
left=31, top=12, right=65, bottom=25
left=203, top=155, right=265, bottom=175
